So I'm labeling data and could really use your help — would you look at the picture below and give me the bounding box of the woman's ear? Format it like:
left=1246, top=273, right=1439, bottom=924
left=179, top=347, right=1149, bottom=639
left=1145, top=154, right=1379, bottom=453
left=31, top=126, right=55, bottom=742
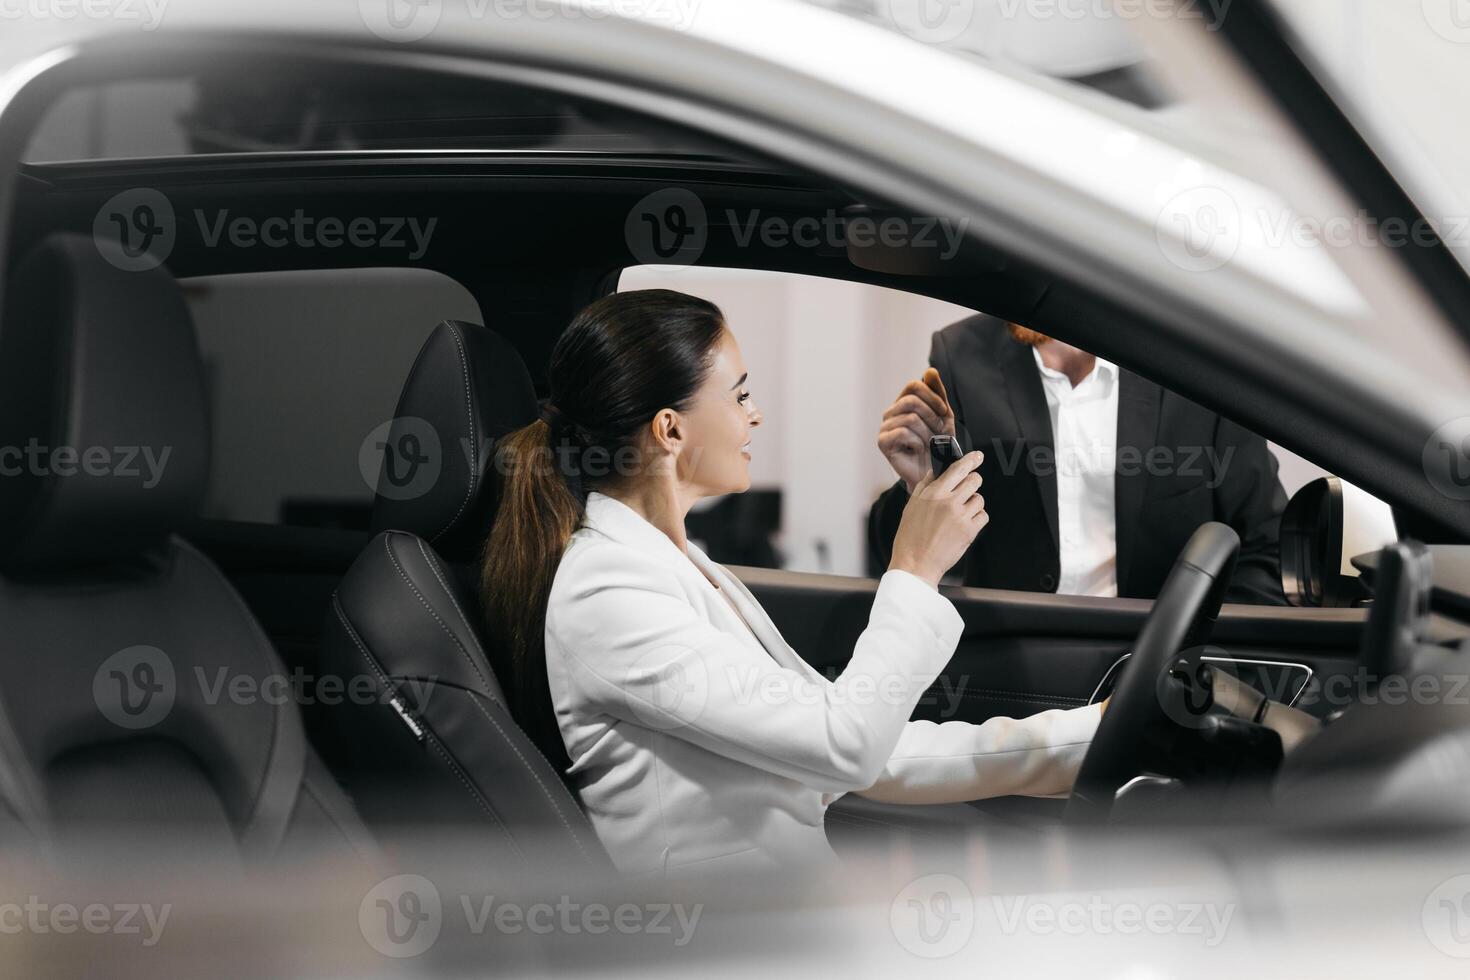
left=650, top=408, right=682, bottom=455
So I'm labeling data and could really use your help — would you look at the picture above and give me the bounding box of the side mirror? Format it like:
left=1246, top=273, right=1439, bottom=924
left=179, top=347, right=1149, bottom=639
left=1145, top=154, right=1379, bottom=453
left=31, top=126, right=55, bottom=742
left=1281, top=477, right=1398, bottom=607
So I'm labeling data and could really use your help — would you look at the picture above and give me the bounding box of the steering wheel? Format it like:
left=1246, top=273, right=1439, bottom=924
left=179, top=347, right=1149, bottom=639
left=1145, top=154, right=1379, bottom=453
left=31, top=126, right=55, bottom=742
left=1066, top=522, right=1241, bottom=822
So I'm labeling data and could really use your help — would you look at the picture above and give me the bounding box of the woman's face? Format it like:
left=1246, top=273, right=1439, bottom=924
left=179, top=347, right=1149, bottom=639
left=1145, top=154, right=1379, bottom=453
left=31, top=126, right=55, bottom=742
left=675, top=327, right=762, bottom=497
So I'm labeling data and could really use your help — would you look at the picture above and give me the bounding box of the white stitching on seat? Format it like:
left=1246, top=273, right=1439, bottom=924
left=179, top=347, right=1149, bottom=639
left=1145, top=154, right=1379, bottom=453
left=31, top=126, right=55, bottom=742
left=416, top=539, right=478, bottom=658
left=409, top=539, right=598, bottom=863
left=330, top=597, right=523, bottom=857
left=175, top=538, right=293, bottom=850
left=431, top=322, right=478, bottom=543
left=382, top=534, right=494, bottom=694
left=461, top=689, right=597, bottom=864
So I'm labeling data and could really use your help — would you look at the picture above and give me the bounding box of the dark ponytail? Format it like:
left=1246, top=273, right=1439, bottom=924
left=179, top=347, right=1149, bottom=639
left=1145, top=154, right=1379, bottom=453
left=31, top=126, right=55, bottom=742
left=482, top=289, right=726, bottom=766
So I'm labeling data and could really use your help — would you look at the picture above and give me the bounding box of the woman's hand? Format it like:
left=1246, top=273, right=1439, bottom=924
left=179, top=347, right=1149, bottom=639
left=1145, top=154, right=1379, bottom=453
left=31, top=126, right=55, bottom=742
left=888, top=450, right=988, bottom=588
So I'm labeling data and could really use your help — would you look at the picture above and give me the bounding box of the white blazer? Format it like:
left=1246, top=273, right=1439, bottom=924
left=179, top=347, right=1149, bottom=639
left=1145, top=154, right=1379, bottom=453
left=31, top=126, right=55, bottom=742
left=544, top=491, right=1102, bottom=878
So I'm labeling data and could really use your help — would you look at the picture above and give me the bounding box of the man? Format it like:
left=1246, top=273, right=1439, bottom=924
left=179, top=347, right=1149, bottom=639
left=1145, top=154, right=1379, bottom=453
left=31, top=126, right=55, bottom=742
left=868, top=315, right=1288, bottom=604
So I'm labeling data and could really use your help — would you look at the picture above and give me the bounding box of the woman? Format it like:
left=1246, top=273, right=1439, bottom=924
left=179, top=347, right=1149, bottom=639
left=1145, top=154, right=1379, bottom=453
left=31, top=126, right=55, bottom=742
left=483, top=289, right=1103, bottom=878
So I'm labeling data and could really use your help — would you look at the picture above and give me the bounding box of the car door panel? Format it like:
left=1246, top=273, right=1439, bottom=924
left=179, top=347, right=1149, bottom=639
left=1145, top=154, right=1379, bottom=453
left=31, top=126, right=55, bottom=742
left=730, top=565, right=1369, bottom=725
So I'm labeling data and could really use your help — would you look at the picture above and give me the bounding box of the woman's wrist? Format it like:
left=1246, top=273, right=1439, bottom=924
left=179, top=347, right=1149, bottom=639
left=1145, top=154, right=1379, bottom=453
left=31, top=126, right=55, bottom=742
left=887, top=557, right=939, bottom=590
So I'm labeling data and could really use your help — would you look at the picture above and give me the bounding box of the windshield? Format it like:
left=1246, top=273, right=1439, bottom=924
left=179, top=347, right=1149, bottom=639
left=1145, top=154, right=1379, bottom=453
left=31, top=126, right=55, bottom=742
left=21, top=61, right=734, bottom=164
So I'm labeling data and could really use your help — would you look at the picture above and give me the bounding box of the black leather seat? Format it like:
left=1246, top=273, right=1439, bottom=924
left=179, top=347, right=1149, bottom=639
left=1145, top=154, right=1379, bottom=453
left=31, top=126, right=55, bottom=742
left=0, top=235, right=374, bottom=863
left=318, top=319, right=611, bottom=872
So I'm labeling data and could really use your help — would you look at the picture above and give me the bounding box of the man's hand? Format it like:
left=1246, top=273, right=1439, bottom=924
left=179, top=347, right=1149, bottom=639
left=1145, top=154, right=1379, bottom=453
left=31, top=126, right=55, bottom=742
left=878, top=367, right=957, bottom=494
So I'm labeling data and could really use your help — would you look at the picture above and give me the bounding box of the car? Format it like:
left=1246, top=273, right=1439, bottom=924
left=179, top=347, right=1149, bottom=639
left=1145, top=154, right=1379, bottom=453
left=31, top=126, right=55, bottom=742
left=0, top=0, right=1468, bottom=974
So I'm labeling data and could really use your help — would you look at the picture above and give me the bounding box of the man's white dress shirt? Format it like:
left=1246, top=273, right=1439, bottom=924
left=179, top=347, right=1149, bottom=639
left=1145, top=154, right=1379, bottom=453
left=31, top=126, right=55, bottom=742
left=1032, top=347, right=1120, bottom=598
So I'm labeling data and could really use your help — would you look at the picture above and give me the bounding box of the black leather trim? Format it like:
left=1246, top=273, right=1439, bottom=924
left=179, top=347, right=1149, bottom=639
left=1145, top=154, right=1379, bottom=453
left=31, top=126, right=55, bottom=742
left=369, top=320, right=537, bottom=562
left=320, top=530, right=611, bottom=871
left=0, top=236, right=373, bottom=866
left=327, top=598, right=526, bottom=859
left=0, top=235, right=208, bottom=573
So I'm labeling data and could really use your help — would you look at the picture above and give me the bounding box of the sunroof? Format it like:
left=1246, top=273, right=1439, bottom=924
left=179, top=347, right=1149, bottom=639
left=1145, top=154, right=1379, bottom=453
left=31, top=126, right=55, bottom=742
left=23, top=57, right=732, bottom=164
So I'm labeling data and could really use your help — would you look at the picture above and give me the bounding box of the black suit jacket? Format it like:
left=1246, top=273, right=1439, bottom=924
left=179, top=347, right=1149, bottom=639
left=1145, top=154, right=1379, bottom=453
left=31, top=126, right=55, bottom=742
left=868, top=316, right=1288, bottom=604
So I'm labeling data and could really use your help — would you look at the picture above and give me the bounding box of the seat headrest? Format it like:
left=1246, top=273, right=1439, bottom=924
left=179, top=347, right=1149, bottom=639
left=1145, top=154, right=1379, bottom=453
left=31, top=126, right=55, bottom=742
left=370, top=320, right=537, bottom=562
left=0, top=234, right=208, bottom=573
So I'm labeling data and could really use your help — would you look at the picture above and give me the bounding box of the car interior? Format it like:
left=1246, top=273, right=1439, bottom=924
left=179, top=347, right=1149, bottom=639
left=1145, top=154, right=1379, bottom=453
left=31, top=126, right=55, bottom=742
left=0, top=36, right=1468, bottom=874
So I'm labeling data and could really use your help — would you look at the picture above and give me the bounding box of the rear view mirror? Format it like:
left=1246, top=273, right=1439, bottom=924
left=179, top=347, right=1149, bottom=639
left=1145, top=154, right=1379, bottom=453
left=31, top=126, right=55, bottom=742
left=1281, top=477, right=1398, bottom=607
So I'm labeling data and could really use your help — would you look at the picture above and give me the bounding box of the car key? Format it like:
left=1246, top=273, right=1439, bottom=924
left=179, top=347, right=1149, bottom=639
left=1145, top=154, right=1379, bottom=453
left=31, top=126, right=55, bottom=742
left=929, top=434, right=963, bottom=479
